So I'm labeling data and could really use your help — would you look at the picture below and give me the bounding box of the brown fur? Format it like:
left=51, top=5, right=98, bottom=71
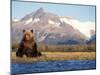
left=16, top=30, right=42, bottom=57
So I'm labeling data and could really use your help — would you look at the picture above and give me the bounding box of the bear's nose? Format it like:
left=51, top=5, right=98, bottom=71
left=25, top=35, right=30, bottom=40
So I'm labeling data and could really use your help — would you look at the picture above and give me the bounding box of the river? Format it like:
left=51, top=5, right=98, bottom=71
left=11, top=60, right=96, bottom=74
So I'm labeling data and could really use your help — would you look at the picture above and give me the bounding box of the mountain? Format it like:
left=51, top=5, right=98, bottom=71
left=86, top=30, right=96, bottom=44
left=12, top=8, right=87, bottom=45
left=86, top=35, right=96, bottom=44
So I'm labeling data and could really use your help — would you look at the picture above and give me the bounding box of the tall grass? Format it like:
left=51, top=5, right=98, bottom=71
left=38, top=44, right=96, bottom=52
left=12, top=43, right=96, bottom=52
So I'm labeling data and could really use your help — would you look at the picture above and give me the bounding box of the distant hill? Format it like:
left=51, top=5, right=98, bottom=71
left=86, top=34, right=96, bottom=44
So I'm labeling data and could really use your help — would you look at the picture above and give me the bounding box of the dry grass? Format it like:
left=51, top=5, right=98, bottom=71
left=12, top=44, right=96, bottom=52
left=11, top=52, right=96, bottom=63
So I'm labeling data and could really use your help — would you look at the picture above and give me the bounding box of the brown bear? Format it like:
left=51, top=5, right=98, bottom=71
left=16, top=29, right=42, bottom=57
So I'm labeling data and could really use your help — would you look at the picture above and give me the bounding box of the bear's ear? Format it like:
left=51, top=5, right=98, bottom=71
left=23, top=29, right=25, bottom=33
left=31, top=29, right=33, bottom=33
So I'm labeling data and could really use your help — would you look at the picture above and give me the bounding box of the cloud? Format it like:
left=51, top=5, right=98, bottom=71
left=69, top=19, right=95, bottom=38
left=60, top=17, right=95, bottom=38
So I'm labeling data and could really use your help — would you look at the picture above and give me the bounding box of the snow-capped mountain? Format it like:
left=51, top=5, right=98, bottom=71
left=12, top=8, right=95, bottom=44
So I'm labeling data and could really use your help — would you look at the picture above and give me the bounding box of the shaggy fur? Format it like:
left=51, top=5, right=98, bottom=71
left=16, top=30, right=41, bottom=57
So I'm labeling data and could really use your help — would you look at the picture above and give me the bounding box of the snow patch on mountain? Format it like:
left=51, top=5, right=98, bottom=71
left=48, top=20, right=55, bottom=24
left=33, top=18, right=40, bottom=23
left=37, top=32, right=48, bottom=42
left=60, top=17, right=70, bottom=24
left=48, top=20, right=60, bottom=27
left=55, top=22, right=60, bottom=27
left=25, top=18, right=33, bottom=25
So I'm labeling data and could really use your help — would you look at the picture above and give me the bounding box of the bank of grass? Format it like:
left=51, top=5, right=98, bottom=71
left=12, top=44, right=96, bottom=52
left=12, top=52, right=96, bottom=63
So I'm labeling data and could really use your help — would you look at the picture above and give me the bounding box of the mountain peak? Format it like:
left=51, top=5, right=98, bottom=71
left=31, top=7, right=45, bottom=19
left=20, top=7, right=45, bottom=21
left=36, top=7, right=44, bottom=13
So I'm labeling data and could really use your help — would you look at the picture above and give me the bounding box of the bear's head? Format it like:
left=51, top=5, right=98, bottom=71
left=22, top=29, right=35, bottom=41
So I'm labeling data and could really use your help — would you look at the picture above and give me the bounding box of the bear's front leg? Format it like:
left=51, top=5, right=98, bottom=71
left=16, top=48, right=23, bottom=57
left=32, top=42, right=42, bottom=57
left=16, top=42, right=24, bottom=57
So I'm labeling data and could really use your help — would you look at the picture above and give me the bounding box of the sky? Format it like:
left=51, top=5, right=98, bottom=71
left=12, top=1, right=96, bottom=22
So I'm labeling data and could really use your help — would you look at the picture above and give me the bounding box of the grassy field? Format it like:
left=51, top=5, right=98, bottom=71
left=12, top=44, right=96, bottom=52
left=11, top=52, right=96, bottom=63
